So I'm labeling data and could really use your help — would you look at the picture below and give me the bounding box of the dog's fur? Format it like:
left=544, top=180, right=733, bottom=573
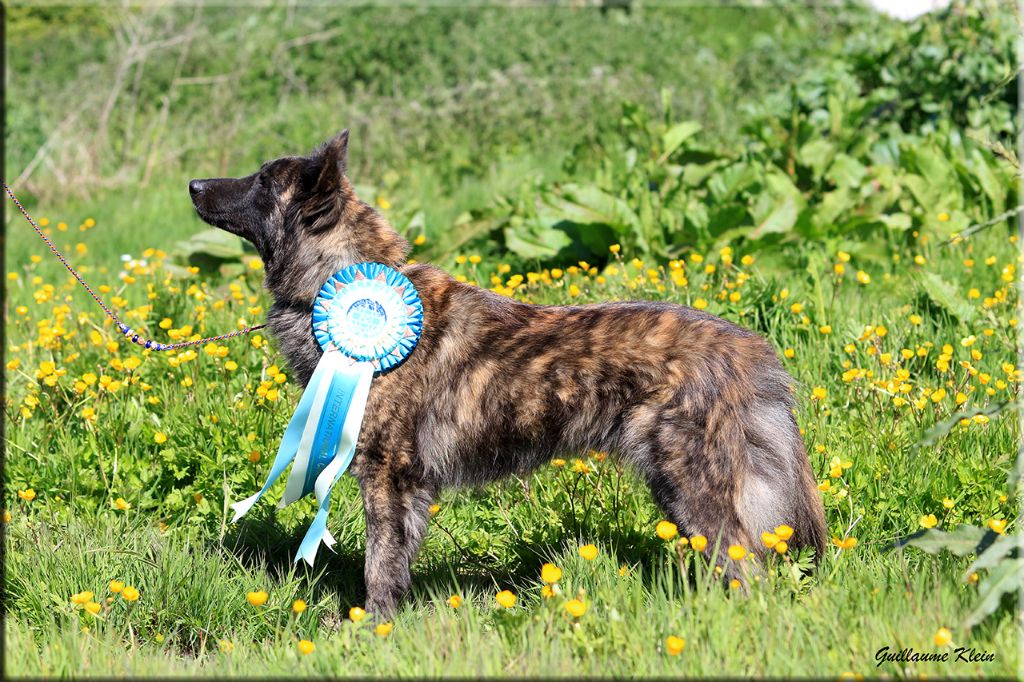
left=190, top=131, right=826, bottom=618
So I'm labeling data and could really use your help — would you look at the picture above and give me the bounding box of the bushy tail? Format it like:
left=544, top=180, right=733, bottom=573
left=735, top=384, right=827, bottom=561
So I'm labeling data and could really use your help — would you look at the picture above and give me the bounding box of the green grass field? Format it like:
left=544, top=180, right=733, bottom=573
left=4, top=2, right=1020, bottom=678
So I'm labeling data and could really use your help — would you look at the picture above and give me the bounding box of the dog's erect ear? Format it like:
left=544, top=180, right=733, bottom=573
left=314, top=129, right=349, bottom=192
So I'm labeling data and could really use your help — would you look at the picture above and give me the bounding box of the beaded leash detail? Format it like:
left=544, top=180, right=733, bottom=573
left=3, top=180, right=266, bottom=352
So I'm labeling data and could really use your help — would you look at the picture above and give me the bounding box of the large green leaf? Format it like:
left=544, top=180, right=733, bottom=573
left=797, top=138, right=835, bottom=181
left=660, top=121, right=702, bottom=161
left=918, top=271, right=977, bottom=323
left=965, top=557, right=1023, bottom=628
left=894, top=525, right=990, bottom=556
left=749, top=172, right=806, bottom=240
left=502, top=223, right=571, bottom=260
left=543, top=184, right=641, bottom=237
left=966, top=534, right=1019, bottom=576
left=173, top=228, right=248, bottom=261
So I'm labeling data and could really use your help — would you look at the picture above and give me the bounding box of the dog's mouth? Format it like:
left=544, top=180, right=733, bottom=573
left=188, top=178, right=248, bottom=236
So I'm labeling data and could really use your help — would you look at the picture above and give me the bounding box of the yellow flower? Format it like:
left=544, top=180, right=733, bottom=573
left=413, top=234, right=427, bottom=246
left=942, top=498, right=955, bottom=509
left=428, top=504, right=441, bottom=516
left=349, top=606, right=366, bottom=622
left=790, top=302, right=803, bottom=314
left=541, top=563, right=563, bottom=584
left=248, top=450, right=261, bottom=463
left=292, top=599, right=307, bottom=614
left=729, top=579, right=741, bottom=590
left=495, top=590, right=517, bottom=608
left=70, top=591, right=94, bottom=605
left=121, top=586, right=140, bottom=601
left=774, top=541, right=788, bottom=554
left=609, top=244, right=621, bottom=254
left=818, top=325, right=832, bottom=335
left=727, top=545, right=746, bottom=561
left=219, top=639, right=235, bottom=653
left=297, top=639, right=316, bottom=655
left=376, top=196, right=391, bottom=210
left=656, top=520, right=678, bottom=541
left=18, top=489, right=36, bottom=502
left=109, top=580, right=125, bottom=593
left=930, top=388, right=946, bottom=403
left=934, top=627, right=953, bottom=647
left=114, top=497, right=131, bottom=511
left=84, top=601, right=101, bottom=615
left=812, top=387, right=827, bottom=401
left=937, top=212, right=950, bottom=222
left=448, top=595, right=462, bottom=608
left=375, top=623, right=393, bottom=637
left=2, top=510, right=10, bottom=523
left=693, top=298, right=708, bottom=310
left=987, top=518, right=1007, bottom=535
left=856, top=270, right=871, bottom=285
left=783, top=348, right=795, bottom=359
left=832, top=536, right=858, bottom=550
left=665, top=635, right=686, bottom=656
left=690, top=535, right=707, bottom=552
left=761, top=532, right=779, bottom=549
left=579, top=544, right=598, bottom=561
left=919, top=514, right=937, bottom=529
left=246, top=591, right=268, bottom=607
left=564, top=599, right=587, bottom=618
left=774, top=525, right=794, bottom=541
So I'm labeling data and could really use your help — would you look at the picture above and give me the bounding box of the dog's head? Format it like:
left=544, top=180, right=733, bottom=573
left=189, top=131, right=408, bottom=283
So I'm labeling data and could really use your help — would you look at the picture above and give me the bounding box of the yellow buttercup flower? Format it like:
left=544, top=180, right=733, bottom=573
left=246, top=591, right=268, bottom=607
left=564, top=599, right=587, bottom=618
left=121, top=586, right=140, bottom=601
left=919, top=514, right=937, bottom=529
left=832, top=536, right=858, bottom=550
left=109, top=580, right=125, bottom=593
left=375, top=623, right=393, bottom=637
left=987, top=518, right=1007, bottom=535
left=541, top=563, right=562, bottom=584
left=656, top=520, right=678, bottom=540
left=292, top=599, right=307, bottom=614
left=297, top=639, right=315, bottom=655
left=578, top=544, right=598, bottom=561
left=690, top=535, right=708, bottom=552
left=349, top=606, right=366, bottom=622
left=18, top=489, right=36, bottom=502
left=665, top=635, right=686, bottom=656
left=448, top=595, right=462, bottom=608
left=934, top=627, right=953, bottom=647
left=727, top=545, right=746, bottom=561
left=761, top=532, right=779, bottom=549
left=495, top=590, right=517, bottom=608
left=774, top=525, right=794, bottom=541
left=84, top=601, right=101, bottom=615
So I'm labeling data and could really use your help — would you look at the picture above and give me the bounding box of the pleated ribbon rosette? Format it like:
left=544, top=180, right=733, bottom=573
left=230, top=262, right=423, bottom=565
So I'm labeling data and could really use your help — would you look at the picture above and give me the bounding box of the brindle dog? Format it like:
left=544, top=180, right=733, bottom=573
left=190, top=131, right=826, bottom=619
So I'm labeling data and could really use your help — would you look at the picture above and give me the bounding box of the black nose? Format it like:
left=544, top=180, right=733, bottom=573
left=189, top=179, right=205, bottom=196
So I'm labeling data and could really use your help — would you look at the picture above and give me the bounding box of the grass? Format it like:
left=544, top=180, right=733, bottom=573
left=3, top=204, right=1018, bottom=676
left=3, top=2, right=1020, bottom=678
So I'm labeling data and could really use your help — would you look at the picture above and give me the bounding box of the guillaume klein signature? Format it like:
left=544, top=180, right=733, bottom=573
left=875, top=646, right=997, bottom=667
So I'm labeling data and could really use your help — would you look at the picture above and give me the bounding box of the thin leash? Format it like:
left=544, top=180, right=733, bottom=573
left=3, top=180, right=267, bottom=352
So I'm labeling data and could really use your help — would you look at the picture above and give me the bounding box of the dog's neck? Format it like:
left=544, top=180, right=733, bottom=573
left=264, top=180, right=411, bottom=310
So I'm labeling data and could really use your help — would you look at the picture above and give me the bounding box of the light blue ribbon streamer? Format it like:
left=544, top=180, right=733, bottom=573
left=229, top=355, right=333, bottom=522
left=294, top=360, right=373, bottom=565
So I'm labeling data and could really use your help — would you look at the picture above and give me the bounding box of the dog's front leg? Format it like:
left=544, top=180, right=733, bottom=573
left=356, top=457, right=436, bottom=620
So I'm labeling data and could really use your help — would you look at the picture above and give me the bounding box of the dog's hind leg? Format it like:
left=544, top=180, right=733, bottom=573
left=355, top=453, right=437, bottom=620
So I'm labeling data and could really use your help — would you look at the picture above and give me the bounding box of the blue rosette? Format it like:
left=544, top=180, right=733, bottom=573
left=312, top=262, right=423, bottom=372
left=230, top=262, right=423, bottom=566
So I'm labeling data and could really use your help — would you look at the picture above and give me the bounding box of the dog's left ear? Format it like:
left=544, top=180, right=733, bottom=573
left=314, top=129, right=349, bottom=192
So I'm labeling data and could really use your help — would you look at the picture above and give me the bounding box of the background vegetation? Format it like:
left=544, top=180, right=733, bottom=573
left=4, top=1, right=1020, bottom=677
